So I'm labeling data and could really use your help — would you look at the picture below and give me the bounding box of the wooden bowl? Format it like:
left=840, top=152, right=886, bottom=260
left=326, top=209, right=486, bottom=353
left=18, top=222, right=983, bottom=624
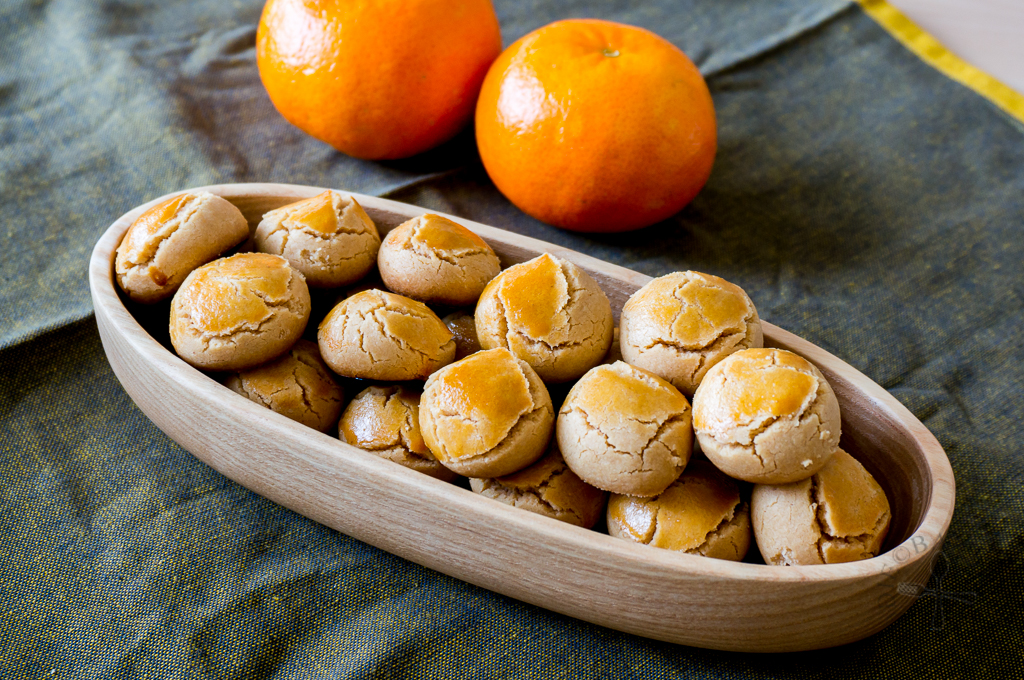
left=89, top=183, right=955, bottom=653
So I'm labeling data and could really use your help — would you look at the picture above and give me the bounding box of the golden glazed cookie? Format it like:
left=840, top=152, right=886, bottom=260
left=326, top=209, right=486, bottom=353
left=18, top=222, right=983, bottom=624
left=170, top=253, right=311, bottom=371
left=224, top=340, right=343, bottom=432
left=557, top=361, right=693, bottom=497
left=420, top=348, right=554, bottom=478
left=254, top=190, right=380, bottom=288
left=608, top=459, right=751, bottom=561
left=339, top=386, right=458, bottom=482
left=751, top=449, right=891, bottom=565
left=475, top=253, right=614, bottom=383
left=318, top=289, right=456, bottom=381
left=470, top=445, right=606, bottom=528
left=378, top=214, right=501, bottom=305
left=620, top=271, right=763, bottom=395
left=442, top=311, right=482, bottom=360
left=115, top=192, right=249, bottom=303
left=693, top=348, right=841, bottom=485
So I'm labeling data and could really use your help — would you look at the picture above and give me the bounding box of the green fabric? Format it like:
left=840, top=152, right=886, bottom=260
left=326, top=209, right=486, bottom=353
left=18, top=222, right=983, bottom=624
left=2, top=0, right=1022, bottom=677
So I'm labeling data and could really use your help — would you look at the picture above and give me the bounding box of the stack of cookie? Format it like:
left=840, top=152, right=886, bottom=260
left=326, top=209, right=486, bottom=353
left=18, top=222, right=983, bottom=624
left=115, top=190, right=890, bottom=566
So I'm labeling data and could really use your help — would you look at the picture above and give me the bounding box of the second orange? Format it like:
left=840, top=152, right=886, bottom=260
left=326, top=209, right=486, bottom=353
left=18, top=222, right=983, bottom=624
left=475, top=19, right=717, bottom=233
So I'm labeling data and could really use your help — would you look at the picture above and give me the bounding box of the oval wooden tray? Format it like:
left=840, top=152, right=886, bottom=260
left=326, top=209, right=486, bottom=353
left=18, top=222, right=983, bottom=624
left=89, top=183, right=955, bottom=653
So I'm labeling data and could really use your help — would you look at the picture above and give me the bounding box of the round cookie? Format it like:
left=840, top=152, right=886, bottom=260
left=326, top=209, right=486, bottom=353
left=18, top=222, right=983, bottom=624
left=339, top=386, right=458, bottom=482
left=420, top=348, right=554, bottom=478
left=442, top=311, right=482, bottom=360
left=751, top=448, right=891, bottom=565
left=318, top=289, right=456, bottom=381
left=692, top=348, right=841, bottom=484
left=608, top=459, right=751, bottom=561
left=470, top=445, right=606, bottom=528
left=475, top=253, right=613, bottom=382
left=170, top=253, right=310, bottom=371
left=116, top=191, right=249, bottom=303
left=620, top=271, right=763, bottom=395
left=378, top=213, right=501, bottom=305
left=224, top=340, right=343, bottom=432
left=557, top=361, right=693, bottom=497
left=254, top=190, right=380, bottom=288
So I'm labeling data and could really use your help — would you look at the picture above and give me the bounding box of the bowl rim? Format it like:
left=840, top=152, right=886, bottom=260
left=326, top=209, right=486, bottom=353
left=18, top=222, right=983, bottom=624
left=89, top=181, right=956, bottom=586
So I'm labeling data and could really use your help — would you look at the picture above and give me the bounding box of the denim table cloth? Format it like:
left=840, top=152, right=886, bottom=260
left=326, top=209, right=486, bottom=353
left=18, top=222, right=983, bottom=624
left=1, top=0, right=1021, bottom=677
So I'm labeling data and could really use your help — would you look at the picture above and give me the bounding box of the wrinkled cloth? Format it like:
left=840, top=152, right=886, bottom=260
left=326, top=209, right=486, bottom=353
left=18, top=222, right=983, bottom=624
left=1, top=0, right=1022, bottom=677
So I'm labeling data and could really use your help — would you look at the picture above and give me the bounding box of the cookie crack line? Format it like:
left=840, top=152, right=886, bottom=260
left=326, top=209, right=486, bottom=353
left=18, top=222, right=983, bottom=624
left=702, top=412, right=779, bottom=469
left=310, top=249, right=377, bottom=272
left=126, top=196, right=204, bottom=269
left=355, top=316, right=372, bottom=361
left=193, top=306, right=285, bottom=349
left=264, top=220, right=291, bottom=251
left=810, top=476, right=828, bottom=563
left=394, top=393, right=432, bottom=461
left=235, top=380, right=272, bottom=409
left=378, top=304, right=437, bottom=323
left=435, top=407, right=482, bottom=427
left=690, top=500, right=740, bottom=556
left=641, top=502, right=660, bottom=545
left=638, top=414, right=690, bottom=470
left=531, top=467, right=589, bottom=524
left=291, top=350, right=334, bottom=383
left=282, top=219, right=376, bottom=239
left=491, top=291, right=513, bottom=351
left=288, top=363, right=323, bottom=419
left=768, top=350, right=822, bottom=379
left=666, top=278, right=710, bottom=342
left=643, top=324, right=749, bottom=354
left=409, top=240, right=492, bottom=265
left=370, top=310, right=437, bottom=362
left=481, top=477, right=563, bottom=517
left=452, top=404, right=552, bottom=463
left=571, top=406, right=643, bottom=460
left=818, top=510, right=891, bottom=545
left=245, top=276, right=303, bottom=309
left=745, top=417, right=781, bottom=471
left=554, top=260, right=578, bottom=319
left=344, top=311, right=380, bottom=365
left=359, top=442, right=414, bottom=457
left=512, top=328, right=594, bottom=352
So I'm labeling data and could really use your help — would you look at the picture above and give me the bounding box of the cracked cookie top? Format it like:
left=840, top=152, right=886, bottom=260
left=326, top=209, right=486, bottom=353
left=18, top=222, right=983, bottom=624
left=556, top=361, right=693, bottom=497
left=170, top=253, right=311, bottom=371
left=339, top=386, right=458, bottom=482
left=255, top=190, right=380, bottom=288
left=692, top=348, right=841, bottom=485
left=317, top=289, right=456, bottom=381
left=620, top=271, right=763, bottom=396
left=224, top=340, right=343, bottom=433
left=607, top=459, right=751, bottom=561
left=420, top=348, right=553, bottom=478
left=116, top=192, right=249, bottom=303
left=475, top=253, right=613, bottom=383
left=751, top=448, right=891, bottom=565
left=378, top=214, right=501, bottom=306
left=469, top=444, right=606, bottom=528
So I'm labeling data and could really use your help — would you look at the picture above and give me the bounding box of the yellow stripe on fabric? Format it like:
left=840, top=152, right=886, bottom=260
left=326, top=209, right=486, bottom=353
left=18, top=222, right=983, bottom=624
left=858, top=0, right=1024, bottom=123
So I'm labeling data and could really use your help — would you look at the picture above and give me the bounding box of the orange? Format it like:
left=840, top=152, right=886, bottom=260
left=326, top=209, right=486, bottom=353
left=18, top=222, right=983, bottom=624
left=257, top=0, right=502, bottom=160
left=475, top=19, right=716, bottom=233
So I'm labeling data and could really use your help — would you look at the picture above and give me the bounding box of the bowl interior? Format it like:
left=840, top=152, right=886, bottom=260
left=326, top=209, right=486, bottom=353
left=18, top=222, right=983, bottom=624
left=112, top=189, right=933, bottom=562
